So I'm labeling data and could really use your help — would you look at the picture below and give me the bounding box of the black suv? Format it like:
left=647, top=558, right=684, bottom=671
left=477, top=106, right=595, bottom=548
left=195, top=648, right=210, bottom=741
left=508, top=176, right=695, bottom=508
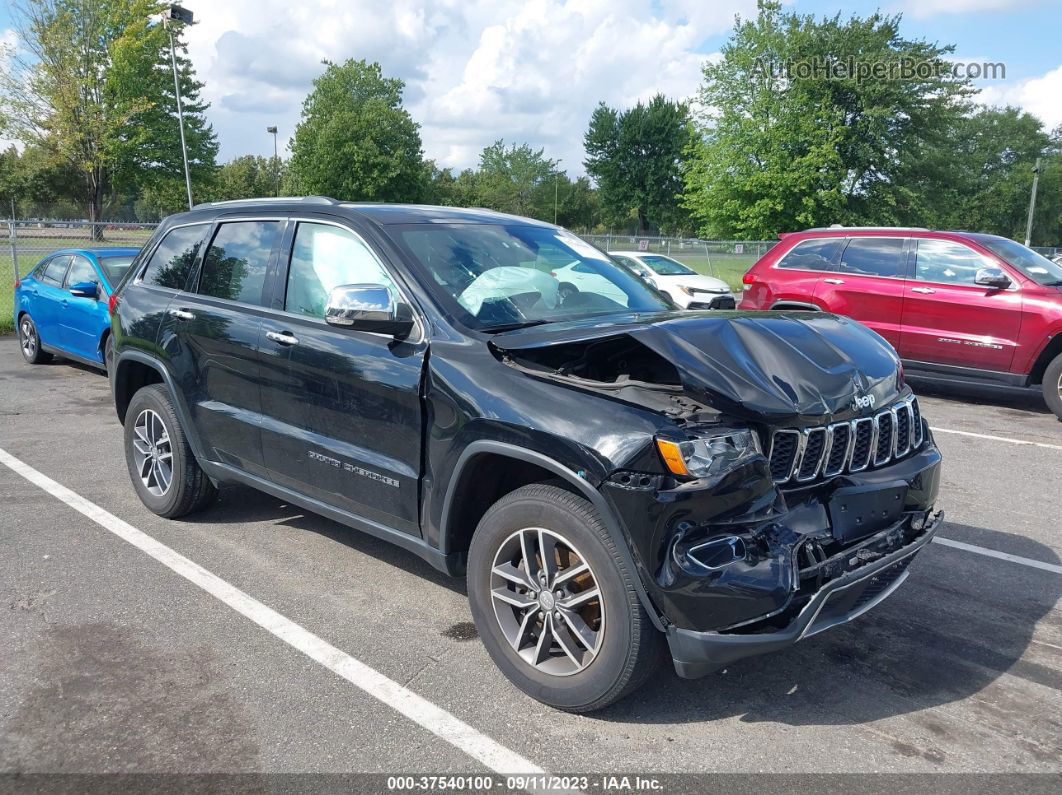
left=109, top=197, right=943, bottom=712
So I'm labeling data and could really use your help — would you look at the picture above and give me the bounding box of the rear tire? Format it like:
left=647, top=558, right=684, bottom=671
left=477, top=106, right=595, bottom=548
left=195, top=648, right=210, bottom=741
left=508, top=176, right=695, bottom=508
left=18, top=315, right=53, bottom=364
left=467, top=484, right=663, bottom=712
left=1043, top=352, right=1062, bottom=421
left=103, top=335, right=114, bottom=374
left=124, top=384, right=218, bottom=518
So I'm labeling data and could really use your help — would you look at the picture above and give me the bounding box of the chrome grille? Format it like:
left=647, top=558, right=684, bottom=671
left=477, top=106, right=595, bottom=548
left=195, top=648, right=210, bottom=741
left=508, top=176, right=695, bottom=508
left=850, top=418, right=874, bottom=472
left=768, top=397, right=924, bottom=486
left=874, top=412, right=894, bottom=466
left=796, top=427, right=828, bottom=482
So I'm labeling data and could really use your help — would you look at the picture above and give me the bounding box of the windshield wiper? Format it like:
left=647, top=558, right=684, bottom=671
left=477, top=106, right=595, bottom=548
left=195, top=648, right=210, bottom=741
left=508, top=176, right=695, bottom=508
left=484, top=319, right=551, bottom=333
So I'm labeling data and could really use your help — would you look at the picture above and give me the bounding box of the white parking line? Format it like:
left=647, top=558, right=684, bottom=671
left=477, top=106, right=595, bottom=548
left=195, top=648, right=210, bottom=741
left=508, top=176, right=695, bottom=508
left=0, top=447, right=546, bottom=780
left=932, top=536, right=1062, bottom=575
left=931, top=426, right=1062, bottom=451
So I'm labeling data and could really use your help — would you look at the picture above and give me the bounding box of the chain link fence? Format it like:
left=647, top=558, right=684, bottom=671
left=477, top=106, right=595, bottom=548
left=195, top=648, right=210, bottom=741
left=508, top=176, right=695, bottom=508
left=580, top=234, right=777, bottom=288
left=3, top=219, right=1059, bottom=333
left=2, top=220, right=159, bottom=332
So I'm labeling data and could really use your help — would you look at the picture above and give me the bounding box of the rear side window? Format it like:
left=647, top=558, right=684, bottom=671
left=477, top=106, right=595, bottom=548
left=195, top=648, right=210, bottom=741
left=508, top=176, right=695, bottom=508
left=284, top=222, right=394, bottom=318
left=197, top=221, right=282, bottom=306
left=913, top=239, right=991, bottom=286
left=776, top=239, right=843, bottom=271
left=64, top=256, right=97, bottom=289
left=40, top=255, right=72, bottom=285
left=141, top=224, right=209, bottom=290
left=838, top=238, right=906, bottom=278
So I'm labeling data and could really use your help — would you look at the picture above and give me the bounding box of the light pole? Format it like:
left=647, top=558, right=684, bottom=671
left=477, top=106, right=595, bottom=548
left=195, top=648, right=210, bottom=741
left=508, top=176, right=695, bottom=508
left=266, top=126, right=279, bottom=196
left=1025, top=157, right=1042, bottom=247
left=554, top=159, right=563, bottom=225
left=165, top=5, right=195, bottom=210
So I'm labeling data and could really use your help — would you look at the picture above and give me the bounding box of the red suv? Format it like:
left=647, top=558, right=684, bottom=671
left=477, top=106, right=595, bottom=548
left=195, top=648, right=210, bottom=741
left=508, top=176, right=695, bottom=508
left=739, top=227, right=1062, bottom=419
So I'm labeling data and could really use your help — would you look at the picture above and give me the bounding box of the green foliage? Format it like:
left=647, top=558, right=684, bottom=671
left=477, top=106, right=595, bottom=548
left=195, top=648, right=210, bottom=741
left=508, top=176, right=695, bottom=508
left=683, top=0, right=972, bottom=238
left=584, top=95, right=692, bottom=234
left=289, top=59, right=426, bottom=202
left=474, top=140, right=559, bottom=218
left=212, top=155, right=287, bottom=201
left=0, top=0, right=218, bottom=222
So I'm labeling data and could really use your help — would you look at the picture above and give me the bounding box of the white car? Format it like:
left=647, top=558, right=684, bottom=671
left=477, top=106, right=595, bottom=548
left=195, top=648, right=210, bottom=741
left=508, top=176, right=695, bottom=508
left=551, top=260, right=630, bottom=306
left=608, top=251, right=737, bottom=310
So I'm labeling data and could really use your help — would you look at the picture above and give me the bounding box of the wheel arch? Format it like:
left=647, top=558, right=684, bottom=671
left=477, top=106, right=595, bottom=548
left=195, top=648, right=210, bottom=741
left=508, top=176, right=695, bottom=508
left=770, top=300, right=821, bottom=311
left=113, top=350, right=212, bottom=465
left=440, top=440, right=666, bottom=630
left=1028, top=333, right=1062, bottom=386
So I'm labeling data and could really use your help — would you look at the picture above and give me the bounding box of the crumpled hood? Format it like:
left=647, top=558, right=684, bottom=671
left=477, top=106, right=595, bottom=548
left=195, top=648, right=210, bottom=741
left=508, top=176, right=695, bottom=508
left=492, top=311, right=903, bottom=422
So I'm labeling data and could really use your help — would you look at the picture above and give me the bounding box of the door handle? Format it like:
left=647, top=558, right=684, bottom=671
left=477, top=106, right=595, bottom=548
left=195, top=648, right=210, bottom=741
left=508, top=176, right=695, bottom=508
left=168, top=308, right=195, bottom=321
left=823, top=278, right=845, bottom=285
left=911, top=287, right=935, bottom=294
left=266, top=330, right=299, bottom=346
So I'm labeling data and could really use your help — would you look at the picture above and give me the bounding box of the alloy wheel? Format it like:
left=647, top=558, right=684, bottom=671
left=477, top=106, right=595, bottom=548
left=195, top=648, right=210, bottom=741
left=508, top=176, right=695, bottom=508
left=19, top=318, right=36, bottom=359
left=131, top=409, right=173, bottom=497
left=490, top=527, right=605, bottom=676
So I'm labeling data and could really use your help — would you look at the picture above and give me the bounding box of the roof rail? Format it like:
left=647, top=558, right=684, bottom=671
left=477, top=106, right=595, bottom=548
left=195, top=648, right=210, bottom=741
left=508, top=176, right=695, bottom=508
left=191, top=196, right=339, bottom=210
left=798, top=225, right=930, bottom=233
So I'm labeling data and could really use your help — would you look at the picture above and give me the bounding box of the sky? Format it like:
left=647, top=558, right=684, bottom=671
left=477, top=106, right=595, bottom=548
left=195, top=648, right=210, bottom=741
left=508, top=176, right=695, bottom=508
left=1, top=0, right=1061, bottom=175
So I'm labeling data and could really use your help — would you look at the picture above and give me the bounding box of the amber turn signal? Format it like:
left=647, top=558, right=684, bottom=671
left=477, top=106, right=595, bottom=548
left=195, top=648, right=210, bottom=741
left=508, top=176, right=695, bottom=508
left=656, top=439, right=690, bottom=477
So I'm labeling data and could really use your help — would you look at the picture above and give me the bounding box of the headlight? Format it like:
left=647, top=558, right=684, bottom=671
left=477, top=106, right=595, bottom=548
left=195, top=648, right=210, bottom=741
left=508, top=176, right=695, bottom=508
left=656, top=429, right=762, bottom=478
left=678, top=285, right=695, bottom=296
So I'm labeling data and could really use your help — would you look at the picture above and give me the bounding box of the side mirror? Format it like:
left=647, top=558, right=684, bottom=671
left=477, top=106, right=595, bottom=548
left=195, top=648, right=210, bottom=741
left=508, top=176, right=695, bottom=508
left=325, top=283, right=414, bottom=338
left=69, top=281, right=99, bottom=299
left=974, top=268, right=1012, bottom=290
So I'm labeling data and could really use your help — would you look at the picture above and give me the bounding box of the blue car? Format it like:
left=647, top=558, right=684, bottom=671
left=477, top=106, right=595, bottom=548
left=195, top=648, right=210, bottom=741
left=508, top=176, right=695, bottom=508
left=14, top=247, right=139, bottom=371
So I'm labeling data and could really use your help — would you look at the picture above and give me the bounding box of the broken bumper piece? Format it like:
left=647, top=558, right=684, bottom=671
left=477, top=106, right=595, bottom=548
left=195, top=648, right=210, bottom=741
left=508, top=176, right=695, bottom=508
left=666, top=510, right=942, bottom=679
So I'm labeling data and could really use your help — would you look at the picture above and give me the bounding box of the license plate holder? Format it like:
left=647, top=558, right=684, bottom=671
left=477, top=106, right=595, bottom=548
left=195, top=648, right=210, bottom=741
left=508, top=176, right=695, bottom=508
left=828, top=482, right=907, bottom=541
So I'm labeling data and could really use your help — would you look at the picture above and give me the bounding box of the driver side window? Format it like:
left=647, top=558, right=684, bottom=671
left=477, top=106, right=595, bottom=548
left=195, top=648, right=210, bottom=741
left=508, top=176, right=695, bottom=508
left=284, top=222, right=395, bottom=319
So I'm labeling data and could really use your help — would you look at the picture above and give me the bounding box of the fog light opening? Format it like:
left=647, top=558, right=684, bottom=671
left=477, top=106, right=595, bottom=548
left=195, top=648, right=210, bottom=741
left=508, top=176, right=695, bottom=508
left=687, top=536, right=747, bottom=570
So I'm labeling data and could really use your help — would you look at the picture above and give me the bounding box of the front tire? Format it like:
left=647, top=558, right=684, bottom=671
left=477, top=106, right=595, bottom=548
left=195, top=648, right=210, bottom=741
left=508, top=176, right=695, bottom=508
left=18, top=315, right=53, bottom=364
left=467, top=484, right=663, bottom=712
left=124, top=384, right=217, bottom=518
left=1043, top=352, right=1062, bottom=421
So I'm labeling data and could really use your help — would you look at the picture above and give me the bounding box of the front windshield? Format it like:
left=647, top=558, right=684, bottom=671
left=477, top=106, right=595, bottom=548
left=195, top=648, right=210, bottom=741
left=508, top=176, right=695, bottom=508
left=974, top=236, right=1062, bottom=287
left=396, top=224, right=671, bottom=330
left=99, top=255, right=136, bottom=286
left=639, top=255, right=696, bottom=276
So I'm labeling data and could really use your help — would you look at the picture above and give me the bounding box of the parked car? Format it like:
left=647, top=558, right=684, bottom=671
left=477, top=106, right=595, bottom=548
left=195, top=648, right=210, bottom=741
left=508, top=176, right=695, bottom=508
left=608, top=251, right=737, bottom=309
left=14, top=247, right=139, bottom=371
left=109, top=198, right=942, bottom=711
left=739, top=227, right=1062, bottom=419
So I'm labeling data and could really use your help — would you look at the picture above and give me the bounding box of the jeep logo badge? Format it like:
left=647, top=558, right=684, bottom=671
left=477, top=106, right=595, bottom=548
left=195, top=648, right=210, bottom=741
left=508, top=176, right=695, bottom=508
left=853, top=393, right=875, bottom=410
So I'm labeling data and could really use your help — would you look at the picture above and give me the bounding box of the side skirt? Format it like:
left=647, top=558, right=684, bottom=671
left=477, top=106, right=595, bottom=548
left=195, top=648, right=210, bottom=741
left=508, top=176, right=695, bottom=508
left=200, top=459, right=457, bottom=575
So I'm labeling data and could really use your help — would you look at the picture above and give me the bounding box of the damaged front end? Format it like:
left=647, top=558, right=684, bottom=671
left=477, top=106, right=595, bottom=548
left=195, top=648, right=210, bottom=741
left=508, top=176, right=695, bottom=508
left=492, top=311, right=944, bottom=677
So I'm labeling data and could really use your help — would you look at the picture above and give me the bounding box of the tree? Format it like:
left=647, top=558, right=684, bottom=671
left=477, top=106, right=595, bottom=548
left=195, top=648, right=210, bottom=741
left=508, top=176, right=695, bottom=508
left=472, top=140, right=560, bottom=219
left=682, top=0, right=971, bottom=238
left=584, top=95, right=692, bottom=235
left=0, top=0, right=218, bottom=228
left=212, top=155, right=288, bottom=201
left=289, top=59, right=426, bottom=202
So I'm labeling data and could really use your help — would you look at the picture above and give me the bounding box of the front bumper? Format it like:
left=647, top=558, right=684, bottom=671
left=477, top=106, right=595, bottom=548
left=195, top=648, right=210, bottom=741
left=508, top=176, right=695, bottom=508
left=681, top=293, right=737, bottom=310
left=665, top=510, right=941, bottom=678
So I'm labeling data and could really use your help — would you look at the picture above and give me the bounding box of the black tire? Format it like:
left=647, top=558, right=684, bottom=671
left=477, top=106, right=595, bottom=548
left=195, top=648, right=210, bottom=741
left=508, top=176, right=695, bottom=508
left=1043, top=352, right=1062, bottom=421
left=17, top=314, right=53, bottom=364
left=124, top=384, right=217, bottom=518
left=467, top=484, right=663, bottom=712
left=103, top=334, right=114, bottom=374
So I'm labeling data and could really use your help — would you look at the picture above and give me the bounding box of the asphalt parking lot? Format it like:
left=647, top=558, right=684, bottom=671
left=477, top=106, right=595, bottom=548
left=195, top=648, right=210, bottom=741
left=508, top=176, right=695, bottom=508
left=1, top=334, right=1060, bottom=785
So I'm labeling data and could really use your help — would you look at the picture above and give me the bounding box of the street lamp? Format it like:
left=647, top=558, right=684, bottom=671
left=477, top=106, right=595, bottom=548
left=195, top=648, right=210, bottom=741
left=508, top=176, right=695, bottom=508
left=165, top=5, right=195, bottom=210
left=266, top=126, right=279, bottom=196
left=554, top=159, right=563, bottom=225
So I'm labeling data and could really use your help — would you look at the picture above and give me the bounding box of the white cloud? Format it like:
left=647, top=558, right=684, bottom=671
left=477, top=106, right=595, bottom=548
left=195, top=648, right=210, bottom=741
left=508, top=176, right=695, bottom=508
left=899, top=0, right=1038, bottom=18
left=977, top=65, right=1062, bottom=130
left=178, top=0, right=753, bottom=173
